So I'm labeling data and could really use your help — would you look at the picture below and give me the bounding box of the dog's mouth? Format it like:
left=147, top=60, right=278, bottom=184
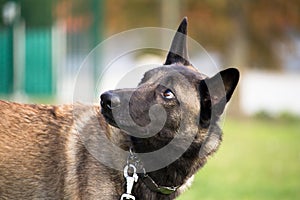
left=100, top=108, right=141, bottom=131
left=100, top=108, right=119, bottom=128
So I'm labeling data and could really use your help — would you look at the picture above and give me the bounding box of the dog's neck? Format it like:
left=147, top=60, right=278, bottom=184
left=129, top=127, right=214, bottom=199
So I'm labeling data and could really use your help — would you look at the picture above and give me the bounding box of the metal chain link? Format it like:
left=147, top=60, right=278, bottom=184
left=127, top=148, right=146, bottom=175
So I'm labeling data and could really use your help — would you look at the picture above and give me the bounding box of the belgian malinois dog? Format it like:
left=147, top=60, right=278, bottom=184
left=0, top=18, right=239, bottom=200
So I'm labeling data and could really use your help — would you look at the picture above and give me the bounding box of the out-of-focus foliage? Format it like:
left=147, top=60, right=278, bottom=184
left=105, top=0, right=300, bottom=69
left=1, top=0, right=300, bottom=69
left=185, top=0, right=300, bottom=69
left=106, top=0, right=161, bottom=34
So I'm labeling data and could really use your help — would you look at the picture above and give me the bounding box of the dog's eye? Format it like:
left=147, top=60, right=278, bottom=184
left=162, top=89, right=175, bottom=99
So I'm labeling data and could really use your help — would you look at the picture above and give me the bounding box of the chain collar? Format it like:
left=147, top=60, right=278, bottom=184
left=124, top=148, right=179, bottom=196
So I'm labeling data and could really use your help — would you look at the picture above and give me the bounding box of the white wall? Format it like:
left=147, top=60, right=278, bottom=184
left=240, top=70, right=300, bottom=116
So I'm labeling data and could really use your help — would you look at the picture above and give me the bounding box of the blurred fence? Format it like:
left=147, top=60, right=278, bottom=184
left=0, top=21, right=93, bottom=102
left=0, top=26, right=55, bottom=96
left=25, top=28, right=53, bottom=95
left=0, top=28, right=13, bottom=94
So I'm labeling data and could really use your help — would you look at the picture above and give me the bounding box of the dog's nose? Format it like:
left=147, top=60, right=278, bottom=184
left=100, top=91, right=121, bottom=110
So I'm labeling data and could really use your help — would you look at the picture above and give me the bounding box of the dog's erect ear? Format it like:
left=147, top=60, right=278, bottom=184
left=164, top=17, right=190, bottom=66
left=199, top=68, right=239, bottom=127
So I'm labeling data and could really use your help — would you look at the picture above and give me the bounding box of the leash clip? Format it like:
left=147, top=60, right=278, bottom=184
left=120, top=164, right=138, bottom=200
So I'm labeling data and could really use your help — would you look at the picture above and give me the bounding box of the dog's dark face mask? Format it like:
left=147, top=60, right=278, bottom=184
left=100, top=18, right=239, bottom=147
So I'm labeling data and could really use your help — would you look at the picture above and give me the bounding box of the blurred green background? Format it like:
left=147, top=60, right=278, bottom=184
left=0, top=0, right=300, bottom=199
left=178, top=118, right=300, bottom=200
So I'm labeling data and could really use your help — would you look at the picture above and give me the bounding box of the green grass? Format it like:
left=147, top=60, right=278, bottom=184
left=177, top=118, right=300, bottom=200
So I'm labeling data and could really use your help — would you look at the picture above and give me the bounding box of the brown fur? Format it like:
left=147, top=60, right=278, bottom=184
left=0, top=101, right=125, bottom=199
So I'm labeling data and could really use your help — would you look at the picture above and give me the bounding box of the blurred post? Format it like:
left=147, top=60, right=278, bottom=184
left=12, top=19, right=25, bottom=99
left=226, top=1, right=247, bottom=117
left=52, top=21, right=66, bottom=103
left=91, top=0, right=104, bottom=79
left=2, top=1, right=21, bottom=95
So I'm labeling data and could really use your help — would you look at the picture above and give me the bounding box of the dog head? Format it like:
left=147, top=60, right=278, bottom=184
left=100, top=18, right=239, bottom=153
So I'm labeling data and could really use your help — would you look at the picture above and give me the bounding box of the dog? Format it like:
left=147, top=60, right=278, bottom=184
left=0, top=18, right=239, bottom=200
